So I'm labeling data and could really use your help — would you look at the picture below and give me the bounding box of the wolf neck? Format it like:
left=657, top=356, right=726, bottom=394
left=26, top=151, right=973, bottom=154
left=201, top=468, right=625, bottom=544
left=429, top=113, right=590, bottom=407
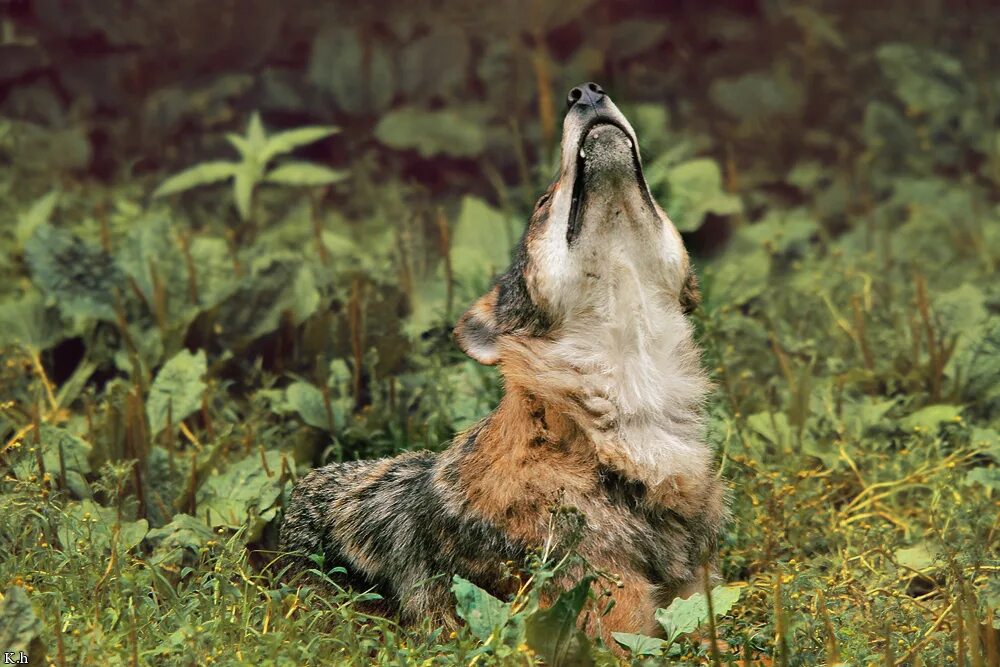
left=498, top=277, right=711, bottom=490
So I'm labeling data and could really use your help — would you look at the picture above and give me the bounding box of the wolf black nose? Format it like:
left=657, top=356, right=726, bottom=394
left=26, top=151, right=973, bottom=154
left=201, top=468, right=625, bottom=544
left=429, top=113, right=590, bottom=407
left=566, top=82, right=605, bottom=110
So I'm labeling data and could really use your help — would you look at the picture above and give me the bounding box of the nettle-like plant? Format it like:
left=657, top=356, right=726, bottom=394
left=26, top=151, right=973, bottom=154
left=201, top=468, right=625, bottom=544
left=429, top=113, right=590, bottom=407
left=153, top=112, right=346, bottom=221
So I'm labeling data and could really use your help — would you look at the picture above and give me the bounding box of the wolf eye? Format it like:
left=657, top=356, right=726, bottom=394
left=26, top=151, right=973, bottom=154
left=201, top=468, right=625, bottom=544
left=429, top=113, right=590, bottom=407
left=534, top=193, right=551, bottom=209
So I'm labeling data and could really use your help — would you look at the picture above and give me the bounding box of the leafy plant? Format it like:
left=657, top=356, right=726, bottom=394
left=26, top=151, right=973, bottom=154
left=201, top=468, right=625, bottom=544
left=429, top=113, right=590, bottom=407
left=153, top=112, right=346, bottom=221
left=613, top=584, right=743, bottom=658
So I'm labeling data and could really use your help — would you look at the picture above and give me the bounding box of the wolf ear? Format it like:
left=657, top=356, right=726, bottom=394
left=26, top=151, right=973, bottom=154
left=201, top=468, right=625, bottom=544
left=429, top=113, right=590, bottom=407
left=454, top=287, right=501, bottom=365
left=680, top=269, right=701, bottom=314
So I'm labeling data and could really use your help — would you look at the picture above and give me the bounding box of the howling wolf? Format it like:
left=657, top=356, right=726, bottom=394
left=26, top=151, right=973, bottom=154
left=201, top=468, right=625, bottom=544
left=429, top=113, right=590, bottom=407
left=280, top=82, right=725, bottom=642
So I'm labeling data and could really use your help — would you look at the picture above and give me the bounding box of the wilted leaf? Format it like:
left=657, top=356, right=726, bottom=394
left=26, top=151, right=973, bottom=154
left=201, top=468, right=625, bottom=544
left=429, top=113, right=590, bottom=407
left=375, top=107, right=486, bottom=158
left=146, top=349, right=207, bottom=437
left=525, top=577, right=595, bottom=667
left=452, top=575, right=510, bottom=641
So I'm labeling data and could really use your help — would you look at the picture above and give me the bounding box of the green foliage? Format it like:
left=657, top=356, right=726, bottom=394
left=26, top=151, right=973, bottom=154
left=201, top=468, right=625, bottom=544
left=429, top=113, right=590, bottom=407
left=1, top=2, right=999, bottom=665
left=660, top=158, right=743, bottom=232
left=614, top=584, right=743, bottom=658
left=154, top=112, right=345, bottom=220
left=655, top=584, right=743, bottom=645
left=195, top=450, right=287, bottom=538
left=146, top=349, right=207, bottom=437
left=452, top=576, right=514, bottom=642
left=0, top=586, right=42, bottom=656
left=375, top=107, right=488, bottom=158
left=524, top=577, right=596, bottom=667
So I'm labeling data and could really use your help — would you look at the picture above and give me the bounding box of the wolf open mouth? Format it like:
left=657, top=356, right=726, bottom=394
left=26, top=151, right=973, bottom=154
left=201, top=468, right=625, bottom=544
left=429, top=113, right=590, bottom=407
left=566, top=118, right=656, bottom=245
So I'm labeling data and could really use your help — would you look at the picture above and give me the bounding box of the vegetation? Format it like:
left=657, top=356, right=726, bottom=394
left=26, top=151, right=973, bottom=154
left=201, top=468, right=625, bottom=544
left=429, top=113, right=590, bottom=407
left=1, top=1, right=998, bottom=664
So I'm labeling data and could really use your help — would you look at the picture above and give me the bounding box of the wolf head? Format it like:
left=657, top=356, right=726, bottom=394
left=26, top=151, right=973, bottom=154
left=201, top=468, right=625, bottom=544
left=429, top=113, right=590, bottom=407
left=455, top=83, right=699, bottom=368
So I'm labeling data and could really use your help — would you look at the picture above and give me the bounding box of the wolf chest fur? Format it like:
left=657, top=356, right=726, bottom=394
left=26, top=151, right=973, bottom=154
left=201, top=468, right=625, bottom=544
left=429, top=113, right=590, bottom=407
left=280, top=82, right=726, bottom=640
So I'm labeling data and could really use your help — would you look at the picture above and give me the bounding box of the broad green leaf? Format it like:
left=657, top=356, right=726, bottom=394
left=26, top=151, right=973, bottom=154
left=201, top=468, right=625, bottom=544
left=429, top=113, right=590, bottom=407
left=876, top=43, right=966, bottom=116
left=450, top=196, right=519, bottom=281
left=452, top=575, right=510, bottom=641
left=12, top=424, right=92, bottom=498
left=375, top=107, right=486, bottom=158
left=232, top=164, right=255, bottom=221
left=15, top=189, right=59, bottom=246
left=0, top=586, right=41, bottom=654
left=612, top=632, right=664, bottom=657
left=746, top=411, right=792, bottom=450
left=841, top=398, right=897, bottom=440
left=245, top=112, right=268, bottom=157
left=264, top=161, right=348, bottom=187
left=655, top=584, right=743, bottom=644
left=115, top=216, right=187, bottom=320
left=309, top=27, right=394, bottom=115
left=261, top=126, right=340, bottom=164
left=705, top=247, right=770, bottom=307
left=407, top=196, right=520, bottom=337
left=709, top=70, right=805, bottom=123
left=739, top=209, right=819, bottom=255
left=24, top=224, right=121, bottom=322
left=195, top=449, right=286, bottom=539
left=971, top=428, right=1000, bottom=462
left=664, top=158, right=742, bottom=232
left=965, top=467, right=1000, bottom=491
left=226, top=132, right=249, bottom=156
left=525, top=577, right=595, bottom=667
left=57, top=500, right=149, bottom=553
left=213, top=255, right=321, bottom=344
left=0, top=292, right=65, bottom=350
left=146, top=513, right=215, bottom=566
left=398, top=25, right=469, bottom=100
left=895, top=543, right=937, bottom=571
left=153, top=161, right=236, bottom=198
left=146, top=349, right=207, bottom=437
left=188, top=236, right=239, bottom=308
left=285, top=381, right=336, bottom=431
left=900, top=404, right=963, bottom=433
